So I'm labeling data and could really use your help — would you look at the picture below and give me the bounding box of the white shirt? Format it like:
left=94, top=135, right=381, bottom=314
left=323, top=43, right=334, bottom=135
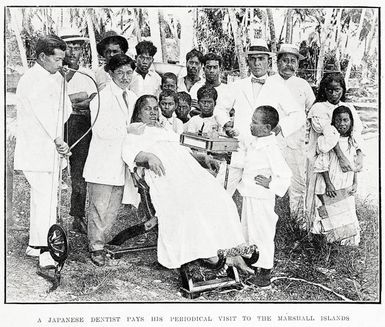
left=233, top=134, right=292, bottom=199
left=184, top=115, right=219, bottom=134
left=14, top=63, right=71, bottom=172
left=129, top=70, right=161, bottom=97
left=94, top=65, right=111, bottom=91
left=83, top=81, right=137, bottom=185
left=159, top=114, right=184, bottom=135
left=177, top=76, right=205, bottom=94
left=67, top=67, right=96, bottom=97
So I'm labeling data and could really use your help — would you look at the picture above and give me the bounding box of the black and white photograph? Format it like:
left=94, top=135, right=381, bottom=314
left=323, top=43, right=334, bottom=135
left=1, top=0, right=382, bottom=325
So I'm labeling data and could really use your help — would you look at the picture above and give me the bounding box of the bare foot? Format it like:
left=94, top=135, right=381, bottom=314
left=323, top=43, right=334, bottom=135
left=226, top=256, right=254, bottom=275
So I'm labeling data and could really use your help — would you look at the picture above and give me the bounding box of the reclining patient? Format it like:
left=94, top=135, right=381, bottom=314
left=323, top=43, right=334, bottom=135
left=122, top=94, right=255, bottom=272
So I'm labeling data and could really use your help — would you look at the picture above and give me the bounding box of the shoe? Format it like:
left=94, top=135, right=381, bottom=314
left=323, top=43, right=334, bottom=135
left=72, top=216, right=87, bottom=234
left=246, top=268, right=272, bottom=288
left=39, top=251, right=58, bottom=269
left=26, top=246, right=40, bottom=257
left=90, top=250, right=105, bottom=267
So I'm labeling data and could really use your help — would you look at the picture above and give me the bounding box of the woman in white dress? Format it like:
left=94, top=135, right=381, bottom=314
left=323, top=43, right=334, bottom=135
left=305, top=72, right=364, bottom=235
left=122, top=95, right=256, bottom=271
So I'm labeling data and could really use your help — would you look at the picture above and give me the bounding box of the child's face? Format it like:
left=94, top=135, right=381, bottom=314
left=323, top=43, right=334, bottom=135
left=176, top=100, right=191, bottom=118
left=334, top=112, right=351, bottom=136
left=162, top=78, right=177, bottom=92
left=198, top=96, right=215, bottom=117
left=325, top=81, right=344, bottom=105
left=159, top=96, right=176, bottom=118
left=250, top=110, right=270, bottom=137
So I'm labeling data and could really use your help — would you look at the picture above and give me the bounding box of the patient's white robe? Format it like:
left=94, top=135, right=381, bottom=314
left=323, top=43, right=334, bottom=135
left=122, top=126, right=246, bottom=268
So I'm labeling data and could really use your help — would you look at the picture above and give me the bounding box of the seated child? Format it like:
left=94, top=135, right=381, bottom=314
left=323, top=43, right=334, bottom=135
left=184, top=85, right=221, bottom=136
left=232, top=105, right=292, bottom=287
left=176, top=91, right=192, bottom=124
left=161, top=72, right=178, bottom=92
left=313, top=105, right=361, bottom=246
left=158, top=89, right=184, bottom=135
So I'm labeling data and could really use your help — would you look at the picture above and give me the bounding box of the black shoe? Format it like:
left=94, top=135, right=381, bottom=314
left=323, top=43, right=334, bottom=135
left=72, top=216, right=87, bottom=234
left=246, top=268, right=272, bottom=288
left=90, top=250, right=105, bottom=267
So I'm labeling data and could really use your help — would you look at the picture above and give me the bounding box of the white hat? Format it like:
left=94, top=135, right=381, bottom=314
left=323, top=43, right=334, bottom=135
left=246, top=39, right=271, bottom=56
left=277, top=43, right=305, bottom=60
left=59, top=28, right=89, bottom=43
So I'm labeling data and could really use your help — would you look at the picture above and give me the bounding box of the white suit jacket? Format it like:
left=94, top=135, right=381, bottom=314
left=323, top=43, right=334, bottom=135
left=14, top=63, right=71, bottom=172
left=231, top=74, right=306, bottom=148
left=83, top=82, right=137, bottom=185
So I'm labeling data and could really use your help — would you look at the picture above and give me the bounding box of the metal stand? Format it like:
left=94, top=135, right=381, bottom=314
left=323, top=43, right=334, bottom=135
left=179, top=263, right=243, bottom=299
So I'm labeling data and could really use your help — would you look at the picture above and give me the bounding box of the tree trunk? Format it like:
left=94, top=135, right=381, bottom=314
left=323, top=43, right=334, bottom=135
left=228, top=8, right=248, bottom=79
left=344, top=9, right=366, bottom=88
left=147, top=8, right=162, bottom=62
left=177, top=8, right=194, bottom=65
left=315, top=9, right=334, bottom=86
left=285, top=9, right=293, bottom=43
left=9, top=8, right=28, bottom=71
left=158, top=10, right=168, bottom=63
left=134, top=9, right=142, bottom=43
left=266, top=8, right=277, bottom=52
left=86, top=8, right=99, bottom=70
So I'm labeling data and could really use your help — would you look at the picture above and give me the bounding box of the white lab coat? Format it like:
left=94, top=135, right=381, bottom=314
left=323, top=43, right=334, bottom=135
left=83, top=81, right=137, bottom=186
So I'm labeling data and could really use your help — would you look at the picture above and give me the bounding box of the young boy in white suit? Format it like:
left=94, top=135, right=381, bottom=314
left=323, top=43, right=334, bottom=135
left=232, top=106, right=292, bottom=287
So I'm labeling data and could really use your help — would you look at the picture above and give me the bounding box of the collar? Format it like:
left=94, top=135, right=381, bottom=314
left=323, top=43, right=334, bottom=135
left=133, top=69, right=156, bottom=79
left=110, top=80, right=128, bottom=96
left=34, top=62, right=57, bottom=78
left=249, top=133, right=277, bottom=149
left=250, top=73, right=268, bottom=81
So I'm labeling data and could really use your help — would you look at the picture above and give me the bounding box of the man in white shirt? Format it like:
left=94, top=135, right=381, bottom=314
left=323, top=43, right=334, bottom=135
left=129, top=41, right=161, bottom=97
left=226, top=39, right=305, bottom=196
left=94, top=31, right=128, bottom=91
left=189, top=53, right=235, bottom=128
left=177, top=49, right=205, bottom=109
left=60, top=29, right=97, bottom=235
left=14, top=35, right=72, bottom=268
left=83, top=54, right=137, bottom=266
left=269, top=43, right=316, bottom=217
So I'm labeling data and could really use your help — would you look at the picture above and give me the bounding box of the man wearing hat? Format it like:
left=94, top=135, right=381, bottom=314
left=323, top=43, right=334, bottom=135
left=95, top=31, right=128, bottom=91
left=60, top=29, right=97, bottom=234
left=269, top=43, right=315, bottom=218
left=224, top=39, right=302, bottom=196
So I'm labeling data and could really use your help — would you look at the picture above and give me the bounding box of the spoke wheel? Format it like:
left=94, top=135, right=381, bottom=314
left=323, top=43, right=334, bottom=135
left=47, top=224, right=68, bottom=263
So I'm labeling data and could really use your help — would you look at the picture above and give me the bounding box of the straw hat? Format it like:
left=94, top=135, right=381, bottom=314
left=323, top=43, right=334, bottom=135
left=97, top=30, right=128, bottom=56
left=277, top=43, right=305, bottom=60
left=246, top=39, right=272, bottom=56
left=59, top=28, right=89, bottom=43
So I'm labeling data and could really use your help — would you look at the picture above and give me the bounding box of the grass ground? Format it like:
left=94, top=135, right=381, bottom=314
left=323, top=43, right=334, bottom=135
left=5, top=162, right=379, bottom=303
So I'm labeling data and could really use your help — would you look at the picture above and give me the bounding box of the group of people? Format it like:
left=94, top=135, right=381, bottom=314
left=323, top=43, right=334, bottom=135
left=13, top=28, right=364, bottom=289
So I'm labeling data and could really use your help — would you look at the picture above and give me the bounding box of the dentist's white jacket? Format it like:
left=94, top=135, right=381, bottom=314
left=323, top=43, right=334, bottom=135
left=83, top=81, right=137, bottom=186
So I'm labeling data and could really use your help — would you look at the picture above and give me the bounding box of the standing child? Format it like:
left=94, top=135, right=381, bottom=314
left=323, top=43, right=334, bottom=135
left=232, top=106, right=292, bottom=287
left=158, top=89, right=184, bottom=135
left=313, top=105, right=361, bottom=246
left=184, top=85, right=221, bottom=135
left=176, top=91, right=192, bottom=124
left=161, top=72, right=178, bottom=92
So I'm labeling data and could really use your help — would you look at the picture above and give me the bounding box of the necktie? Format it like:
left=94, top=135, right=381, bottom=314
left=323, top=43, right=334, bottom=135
left=251, top=77, right=265, bottom=85
left=122, top=90, right=129, bottom=109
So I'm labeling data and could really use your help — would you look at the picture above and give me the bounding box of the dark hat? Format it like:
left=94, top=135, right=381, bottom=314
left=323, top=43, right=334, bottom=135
left=96, top=31, right=128, bottom=57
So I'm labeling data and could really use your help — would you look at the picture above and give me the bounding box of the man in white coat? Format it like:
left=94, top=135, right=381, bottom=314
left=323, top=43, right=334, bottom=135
left=14, top=35, right=72, bottom=268
left=83, top=54, right=137, bottom=266
left=268, top=44, right=316, bottom=219
left=226, top=39, right=304, bottom=196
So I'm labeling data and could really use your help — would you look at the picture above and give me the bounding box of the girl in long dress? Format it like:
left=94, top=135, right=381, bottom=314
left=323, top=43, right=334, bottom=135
left=305, top=73, right=364, bottom=235
left=121, top=95, right=255, bottom=271
left=313, top=106, right=360, bottom=245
